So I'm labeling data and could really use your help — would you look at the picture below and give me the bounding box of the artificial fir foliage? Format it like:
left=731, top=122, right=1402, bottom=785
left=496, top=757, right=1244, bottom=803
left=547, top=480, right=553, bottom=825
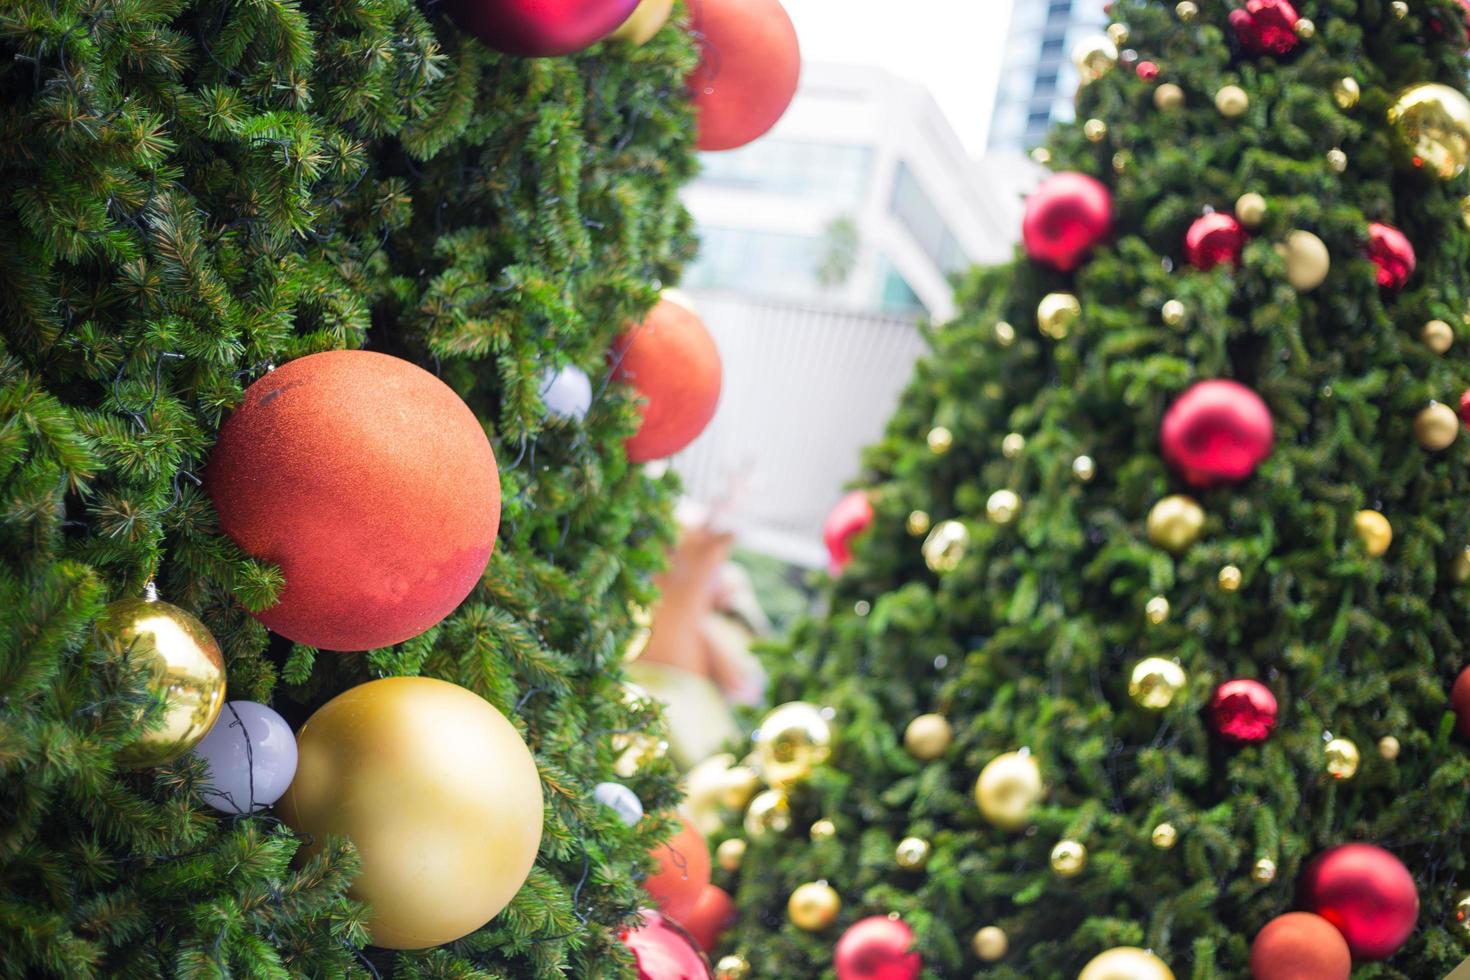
left=0, top=1, right=697, bottom=976
left=719, top=1, right=1470, bottom=977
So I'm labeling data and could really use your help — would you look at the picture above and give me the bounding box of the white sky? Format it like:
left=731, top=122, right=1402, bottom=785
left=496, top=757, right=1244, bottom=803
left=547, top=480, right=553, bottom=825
left=782, top=0, right=1016, bottom=157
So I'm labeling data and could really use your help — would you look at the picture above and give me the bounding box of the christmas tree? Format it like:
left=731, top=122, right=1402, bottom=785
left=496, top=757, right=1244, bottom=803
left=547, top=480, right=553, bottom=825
left=0, top=0, right=701, bottom=976
left=715, top=1, right=1470, bottom=978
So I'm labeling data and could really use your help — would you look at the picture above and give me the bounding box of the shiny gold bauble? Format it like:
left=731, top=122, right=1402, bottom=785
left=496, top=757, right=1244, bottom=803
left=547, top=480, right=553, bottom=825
left=1129, top=658, right=1187, bottom=711
left=1108, top=23, right=1130, bottom=45
left=1145, top=596, right=1171, bottom=626
left=1252, top=857, right=1278, bottom=884
left=906, top=509, right=932, bottom=536
left=974, top=925, right=1009, bottom=962
left=1031, top=147, right=1053, bottom=166
left=1456, top=892, right=1470, bottom=935
left=1161, top=299, right=1187, bottom=326
left=1325, top=737, right=1361, bottom=779
left=904, top=713, right=954, bottom=761
left=1147, top=495, right=1205, bottom=554
left=987, top=489, right=1022, bottom=525
left=1392, top=0, right=1408, bottom=18
left=715, top=954, right=751, bottom=980
left=1038, top=292, right=1081, bottom=339
left=754, top=701, right=832, bottom=787
left=1112, top=151, right=1131, bottom=174
left=1387, top=82, right=1470, bottom=180
left=994, top=320, right=1017, bottom=347
left=1294, top=16, right=1315, bottom=37
left=1234, top=192, right=1267, bottom=229
left=1414, top=401, right=1460, bottom=451
left=1002, top=432, right=1027, bottom=458
left=1073, top=455, right=1097, bottom=482
left=279, top=676, right=543, bottom=949
left=684, top=753, right=762, bottom=835
left=927, top=425, right=954, bottom=455
left=1354, top=509, right=1393, bottom=557
left=1078, top=946, right=1176, bottom=980
left=1278, top=230, right=1330, bottom=292
left=1084, top=118, right=1110, bottom=143
left=1456, top=546, right=1470, bottom=582
left=744, top=788, right=792, bottom=837
left=1378, top=735, right=1402, bottom=761
left=96, top=596, right=226, bottom=768
left=895, top=836, right=932, bottom=870
left=1154, top=83, right=1185, bottom=111
left=788, top=880, right=841, bottom=931
left=1326, top=148, right=1348, bottom=173
left=608, top=0, right=674, bottom=45
left=809, top=818, right=837, bottom=841
left=1151, top=822, right=1179, bottom=850
left=716, top=838, right=748, bottom=872
left=1072, top=35, right=1119, bottom=84
left=1215, top=85, right=1249, bottom=118
left=1050, top=839, right=1088, bottom=877
left=1175, top=0, right=1198, bottom=20
left=1422, top=318, right=1455, bottom=353
left=1333, top=77, right=1361, bottom=110
left=1218, top=565, right=1243, bottom=592
left=974, top=751, right=1043, bottom=831
left=923, top=520, right=970, bottom=573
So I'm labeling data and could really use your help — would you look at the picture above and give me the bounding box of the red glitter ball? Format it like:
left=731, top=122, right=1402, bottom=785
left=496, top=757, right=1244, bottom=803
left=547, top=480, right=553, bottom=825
left=1210, top=679, right=1278, bottom=742
left=1184, top=212, right=1248, bottom=270
left=1229, top=0, right=1302, bottom=55
left=1366, top=222, right=1415, bottom=290
left=1136, top=60, right=1159, bottom=81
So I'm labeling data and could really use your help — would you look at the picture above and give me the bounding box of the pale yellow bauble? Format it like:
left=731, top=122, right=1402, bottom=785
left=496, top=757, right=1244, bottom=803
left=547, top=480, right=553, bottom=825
left=279, top=676, right=543, bottom=950
left=1277, top=230, right=1330, bottom=292
left=609, top=0, right=674, bottom=45
left=974, top=751, right=1043, bottom=830
left=1077, top=946, right=1176, bottom=980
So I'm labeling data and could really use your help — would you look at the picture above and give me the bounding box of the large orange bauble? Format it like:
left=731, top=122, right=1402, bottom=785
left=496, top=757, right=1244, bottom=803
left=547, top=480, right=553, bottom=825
left=645, top=812, right=712, bottom=923
left=613, top=297, right=722, bottom=462
left=206, top=350, right=500, bottom=651
left=678, top=883, right=736, bottom=953
left=690, top=0, right=801, bottom=151
left=1249, top=912, right=1351, bottom=980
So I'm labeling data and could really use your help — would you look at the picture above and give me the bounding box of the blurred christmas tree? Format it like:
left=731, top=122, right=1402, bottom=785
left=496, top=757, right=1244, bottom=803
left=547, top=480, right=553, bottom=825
left=714, top=1, right=1470, bottom=978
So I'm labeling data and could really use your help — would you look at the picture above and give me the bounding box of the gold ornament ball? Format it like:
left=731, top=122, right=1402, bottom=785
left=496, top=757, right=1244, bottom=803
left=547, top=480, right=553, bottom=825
left=906, top=509, right=932, bottom=536
left=1151, top=822, right=1179, bottom=850
left=1278, top=230, right=1330, bottom=292
left=716, top=838, right=747, bottom=872
left=1073, top=35, right=1120, bottom=84
left=1333, top=77, right=1361, bottom=110
left=809, top=818, right=837, bottom=841
left=1216, top=85, right=1249, bottom=118
left=608, top=0, right=674, bottom=45
left=1234, top=192, right=1267, bottom=229
left=1145, top=596, right=1170, bottom=626
left=1050, top=839, right=1088, bottom=877
left=279, top=677, right=543, bottom=950
left=1325, top=737, right=1361, bottom=779
left=715, top=954, right=751, bottom=980
left=754, top=701, right=832, bottom=788
left=744, top=788, right=793, bottom=837
left=1147, top=495, right=1205, bottom=554
left=788, top=881, right=841, bottom=931
left=1455, top=546, right=1470, bottom=582
left=927, top=425, right=954, bottom=455
left=987, top=489, right=1022, bottom=526
left=1161, top=299, right=1187, bottom=326
left=895, top=836, right=932, bottom=870
left=685, top=753, right=762, bottom=836
left=923, top=520, right=970, bottom=573
left=623, top=602, right=653, bottom=662
left=1085, top=118, right=1110, bottom=143
left=1456, top=892, right=1470, bottom=935
left=1294, top=16, right=1315, bottom=37
left=1175, top=0, right=1198, bottom=21
left=1378, top=735, right=1402, bottom=761
left=974, top=751, right=1043, bottom=831
left=1387, top=82, right=1470, bottom=180
left=1038, top=292, right=1082, bottom=339
left=1326, top=148, right=1348, bottom=173
left=904, top=713, right=954, bottom=761
left=1073, top=455, right=1097, bottom=482
left=1354, top=509, right=1393, bottom=557
left=1423, top=319, right=1455, bottom=353
left=96, top=595, right=227, bottom=769
left=1218, top=564, right=1243, bottom=592
left=1155, top=83, right=1185, bottom=111
left=1129, top=658, right=1187, bottom=711
left=1078, top=946, right=1176, bottom=980
left=1108, top=23, right=1130, bottom=45
left=1253, top=857, right=1278, bottom=884
left=1392, top=0, right=1408, bottom=18
left=1002, top=432, right=1027, bottom=458
left=1113, top=151, right=1131, bottom=174
left=974, top=925, right=1009, bottom=962
left=995, top=320, right=1017, bottom=347
left=1462, top=195, right=1470, bottom=230
left=1414, top=401, right=1460, bottom=451
left=1031, top=147, right=1053, bottom=166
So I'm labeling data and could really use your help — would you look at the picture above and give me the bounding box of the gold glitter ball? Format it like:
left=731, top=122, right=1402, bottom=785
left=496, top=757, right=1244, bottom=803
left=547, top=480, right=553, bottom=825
left=987, top=489, right=1022, bottom=526
left=922, top=520, right=969, bottom=573
left=1154, top=83, right=1185, bottom=111
left=1050, top=839, right=1088, bottom=877
left=1294, top=16, right=1315, bottom=37
left=1176, top=0, right=1198, bottom=21
left=809, top=818, right=836, bottom=841
left=1216, top=85, right=1250, bottom=118
left=1326, top=148, right=1348, bottom=172
left=1108, top=23, right=1130, bottom=45
left=995, top=320, right=1017, bottom=347
left=1145, top=595, right=1171, bottom=625
left=1235, top=192, right=1267, bottom=228
left=895, top=836, right=932, bottom=870
left=973, top=925, right=1009, bottom=962
left=906, top=509, right=932, bottom=536
left=1333, top=77, right=1361, bottom=110
left=1378, top=735, right=1401, bottom=761
left=716, top=838, right=747, bottom=872
left=1037, top=292, right=1082, bottom=339
left=1161, top=299, right=1187, bottom=326
left=1073, top=455, right=1097, bottom=482
left=1392, top=1, right=1408, bottom=19
left=1422, top=319, right=1454, bottom=353
left=715, top=954, right=751, bottom=980
left=1253, top=857, right=1278, bottom=883
left=1151, top=822, right=1179, bottom=850
left=1218, top=564, right=1243, bottom=592
left=1002, top=433, right=1026, bottom=458
left=1325, top=737, right=1360, bottom=779
left=927, top=425, right=954, bottom=455
left=1084, top=118, right=1109, bottom=143
left=1129, top=658, right=1187, bottom=710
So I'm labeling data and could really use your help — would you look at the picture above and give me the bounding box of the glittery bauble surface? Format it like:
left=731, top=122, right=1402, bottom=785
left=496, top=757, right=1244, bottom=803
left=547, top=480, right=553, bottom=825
left=1077, top=946, right=1175, bottom=980
left=1021, top=172, right=1114, bottom=272
left=680, top=884, right=736, bottom=954
left=1184, top=213, right=1248, bottom=270
left=646, top=812, right=712, bottom=924
left=614, top=298, right=723, bottom=462
left=206, top=350, right=500, bottom=651
left=278, top=677, right=543, bottom=949
left=1366, top=221, right=1415, bottom=290
left=97, top=597, right=226, bottom=768
left=1450, top=665, right=1470, bottom=737
left=1209, top=679, right=1278, bottom=742
left=1160, top=379, right=1274, bottom=487
left=621, top=910, right=715, bottom=980
left=1229, top=0, right=1301, bottom=54
left=1249, top=912, right=1351, bottom=980
left=608, top=0, right=674, bottom=44
left=824, top=490, right=874, bottom=575
left=1387, top=82, right=1470, bottom=179
left=446, top=0, right=638, bottom=55
left=1298, top=843, right=1419, bottom=960
left=834, top=915, right=921, bottom=980
left=689, top=0, right=801, bottom=151
left=975, top=751, right=1043, bottom=830
left=754, top=701, right=832, bottom=787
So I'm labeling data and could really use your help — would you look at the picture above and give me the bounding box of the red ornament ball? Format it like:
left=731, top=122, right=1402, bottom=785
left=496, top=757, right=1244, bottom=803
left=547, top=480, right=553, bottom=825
left=1229, top=0, right=1302, bottom=55
left=446, top=0, right=639, bottom=56
left=1367, top=222, right=1415, bottom=291
left=1185, top=213, right=1248, bottom=270
left=824, top=490, right=875, bottom=575
left=1459, top=389, right=1470, bottom=427
left=678, top=884, right=736, bottom=953
left=1298, top=843, right=1419, bottom=960
left=1022, top=172, right=1114, bottom=272
left=1210, top=679, right=1278, bottom=743
left=834, top=916, right=921, bottom=980
left=1160, top=379, right=1274, bottom=487
left=690, top=0, right=801, bottom=151
left=1250, top=912, right=1351, bottom=980
left=621, top=910, right=714, bottom=979
left=645, top=812, right=712, bottom=925
left=1136, top=61, right=1159, bottom=81
left=206, top=350, right=500, bottom=652
left=1450, top=665, right=1470, bottom=737
left=613, top=296, right=723, bottom=463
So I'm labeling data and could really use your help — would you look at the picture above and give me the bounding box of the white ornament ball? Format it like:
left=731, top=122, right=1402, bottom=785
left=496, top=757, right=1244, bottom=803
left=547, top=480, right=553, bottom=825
left=192, top=701, right=298, bottom=813
left=593, top=780, right=645, bottom=826
left=540, top=365, right=593, bottom=422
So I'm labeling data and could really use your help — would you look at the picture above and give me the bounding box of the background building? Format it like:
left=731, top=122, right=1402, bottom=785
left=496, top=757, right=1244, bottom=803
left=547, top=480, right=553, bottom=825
left=987, top=0, right=1109, bottom=153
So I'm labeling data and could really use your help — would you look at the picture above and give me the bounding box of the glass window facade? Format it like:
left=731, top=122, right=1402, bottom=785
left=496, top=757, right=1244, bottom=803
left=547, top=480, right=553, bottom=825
left=988, top=0, right=1108, bottom=152
left=696, top=140, right=874, bottom=207
left=685, top=227, right=827, bottom=299
left=889, top=162, right=967, bottom=276
left=875, top=254, right=925, bottom=315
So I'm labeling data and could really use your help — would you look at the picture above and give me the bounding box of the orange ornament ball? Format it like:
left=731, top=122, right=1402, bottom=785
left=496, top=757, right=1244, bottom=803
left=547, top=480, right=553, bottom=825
left=1250, top=912, right=1351, bottom=980
left=690, top=0, right=801, bottom=151
left=679, top=883, right=736, bottom=953
left=645, top=812, right=712, bottom=923
left=206, top=350, right=500, bottom=651
left=613, top=296, right=722, bottom=462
